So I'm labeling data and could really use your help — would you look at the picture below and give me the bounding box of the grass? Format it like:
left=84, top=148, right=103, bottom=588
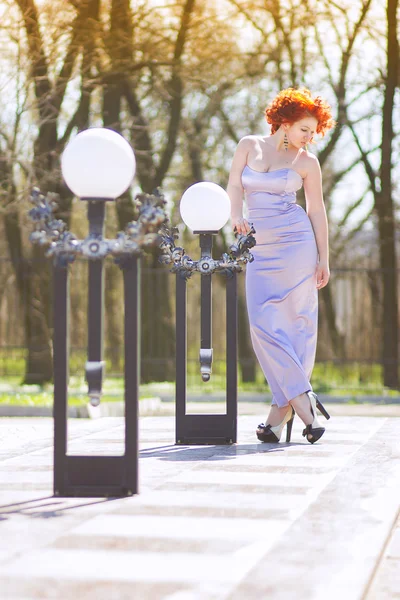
left=0, top=375, right=162, bottom=407
left=183, top=360, right=400, bottom=397
left=0, top=390, right=161, bottom=407
left=0, top=354, right=399, bottom=407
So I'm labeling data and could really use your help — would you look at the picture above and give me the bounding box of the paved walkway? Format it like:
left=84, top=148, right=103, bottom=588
left=0, top=407, right=399, bottom=599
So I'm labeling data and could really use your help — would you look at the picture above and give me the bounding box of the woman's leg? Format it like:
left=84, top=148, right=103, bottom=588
left=259, top=393, right=330, bottom=444
left=265, top=404, right=292, bottom=426
left=266, top=391, right=315, bottom=427
left=289, top=392, right=314, bottom=425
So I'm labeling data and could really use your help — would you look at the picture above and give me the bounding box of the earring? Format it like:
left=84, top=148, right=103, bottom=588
left=283, top=132, right=289, bottom=152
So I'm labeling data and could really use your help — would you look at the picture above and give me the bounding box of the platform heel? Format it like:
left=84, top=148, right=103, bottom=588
left=302, top=391, right=330, bottom=444
left=256, top=406, right=295, bottom=443
left=316, top=396, right=331, bottom=420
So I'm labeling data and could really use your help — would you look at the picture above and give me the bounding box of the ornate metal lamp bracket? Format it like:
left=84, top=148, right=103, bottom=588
left=158, top=223, right=257, bottom=278
left=28, top=187, right=168, bottom=265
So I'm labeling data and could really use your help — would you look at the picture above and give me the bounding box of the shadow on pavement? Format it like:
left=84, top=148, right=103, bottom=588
left=139, top=441, right=304, bottom=462
left=0, top=495, right=118, bottom=519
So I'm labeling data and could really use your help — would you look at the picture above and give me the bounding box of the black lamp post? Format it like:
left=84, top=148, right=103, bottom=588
left=159, top=182, right=256, bottom=445
left=29, top=128, right=167, bottom=497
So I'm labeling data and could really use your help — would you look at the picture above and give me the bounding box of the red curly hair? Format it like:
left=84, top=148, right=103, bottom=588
left=265, top=88, right=335, bottom=137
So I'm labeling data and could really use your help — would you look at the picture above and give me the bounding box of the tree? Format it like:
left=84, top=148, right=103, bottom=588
left=8, top=0, right=101, bottom=383
left=343, top=0, right=399, bottom=387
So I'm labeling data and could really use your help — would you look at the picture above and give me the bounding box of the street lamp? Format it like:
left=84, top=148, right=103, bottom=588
left=180, top=182, right=231, bottom=233
left=180, top=182, right=231, bottom=383
left=159, top=182, right=256, bottom=445
left=61, top=128, right=136, bottom=409
left=61, top=127, right=136, bottom=199
left=29, top=128, right=167, bottom=497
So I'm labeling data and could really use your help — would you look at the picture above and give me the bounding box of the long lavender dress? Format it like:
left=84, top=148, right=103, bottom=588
left=243, top=166, right=318, bottom=407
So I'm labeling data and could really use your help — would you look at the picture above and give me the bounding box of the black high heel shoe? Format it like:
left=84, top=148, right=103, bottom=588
left=256, top=406, right=295, bottom=443
left=302, top=391, right=330, bottom=444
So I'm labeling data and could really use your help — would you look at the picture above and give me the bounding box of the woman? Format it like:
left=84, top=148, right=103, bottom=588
left=227, top=88, right=335, bottom=444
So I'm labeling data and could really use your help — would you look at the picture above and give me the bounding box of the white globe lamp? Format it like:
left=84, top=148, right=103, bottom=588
left=61, top=128, right=136, bottom=200
left=180, top=182, right=231, bottom=233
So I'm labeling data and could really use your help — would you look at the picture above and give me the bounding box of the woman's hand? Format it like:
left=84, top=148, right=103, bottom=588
left=316, top=260, right=330, bottom=289
left=232, top=215, right=252, bottom=236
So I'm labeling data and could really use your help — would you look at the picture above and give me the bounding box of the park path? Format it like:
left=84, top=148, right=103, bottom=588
left=0, top=412, right=399, bottom=599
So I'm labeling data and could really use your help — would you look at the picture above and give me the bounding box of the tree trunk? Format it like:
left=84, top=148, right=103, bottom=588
left=23, top=249, right=53, bottom=384
left=101, top=0, right=178, bottom=383
left=0, top=153, right=48, bottom=384
left=140, top=255, right=175, bottom=382
left=378, top=0, right=399, bottom=388
left=11, top=0, right=100, bottom=384
left=104, top=262, right=123, bottom=373
left=320, top=285, right=346, bottom=359
left=237, top=289, right=257, bottom=382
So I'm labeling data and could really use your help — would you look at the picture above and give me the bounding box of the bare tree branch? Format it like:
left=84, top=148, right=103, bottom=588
left=154, top=0, right=196, bottom=187
left=346, top=118, right=378, bottom=196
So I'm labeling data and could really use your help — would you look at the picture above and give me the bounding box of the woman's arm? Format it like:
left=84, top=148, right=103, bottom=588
left=227, top=137, right=252, bottom=235
left=303, top=156, right=330, bottom=289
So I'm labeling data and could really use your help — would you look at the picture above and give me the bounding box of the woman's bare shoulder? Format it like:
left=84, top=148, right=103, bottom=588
left=237, top=135, right=264, bottom=147
left=301, top=149, right=321, bottom=172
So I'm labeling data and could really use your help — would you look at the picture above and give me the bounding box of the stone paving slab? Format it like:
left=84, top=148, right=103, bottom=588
left=365, top=512, right=400, bottom=600
left=0, top=414, right=399, bottom=599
